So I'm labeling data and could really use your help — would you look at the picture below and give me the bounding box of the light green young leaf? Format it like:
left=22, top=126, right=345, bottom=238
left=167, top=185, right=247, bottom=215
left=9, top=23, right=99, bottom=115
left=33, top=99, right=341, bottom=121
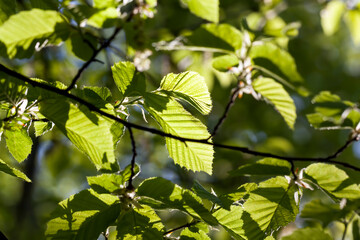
left=180, top=227, right=210, bottom=240
left=213, top=205, right=246, bottom=240
left=111, top=61, right=146, bottom=97
left=230, top=158, right=291, bottom=177
left=0, top=9, right=70, bottom=59
left=212, top=54, right=239, bottom=72
left=39, top=100, right=120, bottom=171
left=189, top=24, right=243, bottom=51
left=304, top=163, right=360, bottom=200
left=321, top=0, right=346, bottom=36
left=4, top=128, right=33, bottom=163
left=137, top=177, right=218, bottom=225
left=160, top=71, right=212, bottom=115
left=0, top=0, right=16, bottom=24
left=34, top=120, right=54, bottom=137
left=243, top=177, right=299, bottom=239
left=93, top=0, right=117, bottom=9
left=116, top=205, right=165, bottom=239
left=344, top=9, right=360, bottom=45
left=144, top=92, right=213, bottom=174
left=0, top=158, right=31, bottom=182
left=252, top=77, right=297, bottom=129
left=300, top=199, right=347, bottom=227
left=281, top=227, right=332, bottom=240
left=249, top=42, right=303, bottom=83
left=181, top=0, right=219, bottom=23
left=46, top=189, right=120, bottom=240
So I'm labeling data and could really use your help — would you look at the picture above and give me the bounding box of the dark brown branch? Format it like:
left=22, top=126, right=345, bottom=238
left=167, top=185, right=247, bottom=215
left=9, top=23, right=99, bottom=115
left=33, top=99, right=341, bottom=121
left=65, top=26, right=122, bottom=91
left=1, top=63, right=360, bottom=172
left=210, top=87, right=241, bottom=138
left=127, top=127, right=137, bottom=190
left=163, top=221, right=198, bottom=235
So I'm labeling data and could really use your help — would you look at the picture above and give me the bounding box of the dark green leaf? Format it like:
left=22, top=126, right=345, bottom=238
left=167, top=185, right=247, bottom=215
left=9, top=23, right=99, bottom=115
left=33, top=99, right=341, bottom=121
left=68, top=32, right=97, bottom=61
left=0, top=0, right=16, bottom=24
left=230, top=158, right=291, bottom=177
left=137, top=177, right=218, bottom=225
left=192, top=180, right=225, bottom=208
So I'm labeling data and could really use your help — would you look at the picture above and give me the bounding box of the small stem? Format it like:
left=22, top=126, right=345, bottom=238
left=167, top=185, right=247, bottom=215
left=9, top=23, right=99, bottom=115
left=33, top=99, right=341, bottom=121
left=127, top=127, right=137, bottom=190
left=163, top=221, right=198, bottom=235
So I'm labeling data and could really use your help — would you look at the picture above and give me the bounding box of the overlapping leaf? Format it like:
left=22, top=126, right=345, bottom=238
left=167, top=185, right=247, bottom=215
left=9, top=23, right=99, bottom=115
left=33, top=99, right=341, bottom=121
left=160, top=71, right=212, bottom=115
left=304, top=163, right=360, bottom=200
left=252, top=77, right=297, bottom=129
left=0, top=158, right=31, bottom=182
left=46, top=189, right=120, bottom=240
left=40, top=100, right=121, bottom=171
left=137, top=177, right=218, bottom=225
left=144, top=92, right=213, bottom=174
left=116, top=205, right=165, bottom=239
left=230, top=158, right=291, bottom=176
left=0, top=9, right=70, bottom=58
left=249, top=42, right=303, bottom=83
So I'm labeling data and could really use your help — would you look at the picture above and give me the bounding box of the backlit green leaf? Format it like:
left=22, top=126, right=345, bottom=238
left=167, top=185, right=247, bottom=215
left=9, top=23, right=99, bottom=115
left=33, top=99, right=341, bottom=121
left=304, top=163, right=360, bottom=200
left=116, top=205, right=165, bottom=239
left=4, top=128, right=33, bottom=163
left=0, top=9, right=70, bottom=58
left=181, top=0, right=219, bottom=23
left=160, top=71, right=212, bottom=115
left=213, top=205, right=246, bottom=240
left=144, top=92, right=213, bottom=174
left=243, top=177, right=299, bottom=239
left=252, top=77, right=297, bottom=129
left=249, top=42, right=303, bottom=83
left=180, top=227, right=210, bottom=240
left=344, top=10, right=360, bottom=45
left=40, top=100, right=120, bottom=171
left=212, top=54, right=239, bottom=72
left=0, top=158, right=31, bottom=182
left=46, top=189, right=120, bottom=240
left=137, top=177, right=218, bottom=225
left=230, top=158, right=291, bottom=176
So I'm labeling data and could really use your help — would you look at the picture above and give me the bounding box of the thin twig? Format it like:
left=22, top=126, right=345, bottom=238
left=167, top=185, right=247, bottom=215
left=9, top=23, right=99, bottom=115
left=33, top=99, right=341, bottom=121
left=1, top=64, right=360, bottom=172
left=65, top=27, right=122, bottom=91
left=210, top=87, right=241, bottom=138
left=127, top=127, right=137, bottom=190
left=163, top=221, right=198, bottom=235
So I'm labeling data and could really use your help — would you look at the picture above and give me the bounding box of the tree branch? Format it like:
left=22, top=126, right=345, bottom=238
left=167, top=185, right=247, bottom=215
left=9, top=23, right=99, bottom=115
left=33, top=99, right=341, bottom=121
left=1, top=63, right=360, bottom=172
left=127, top=127, right=137, bottom=190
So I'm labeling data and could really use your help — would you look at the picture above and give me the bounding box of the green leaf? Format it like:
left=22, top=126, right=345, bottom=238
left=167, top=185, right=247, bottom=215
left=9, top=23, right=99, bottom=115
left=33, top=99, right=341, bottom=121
left=344, top=10, right=360, bottom=45
left=353, top=219, right=360, bottom=240
left=181, top=0, right=219, bottom=23
left=34, top=120, right=53, bottom=137
left=39, top=100, right=120, bottom=171
left=68, top=31, right=97, bottom=61
left=116, top=205, right=165, bottom=239
left=252, top=77, right=297, bottom=129
left=242, top=177, right=299, bottom=239
left=213, top=205, right=246, bottom=240
left=300, top=199, right=347, bottom=227
left=281, top=227, right=332, bottom=240
left=192, top=181, right=225, bottom=208
left=180, top=226, right=210, bottom=240
left=143, top=92, right=213, bottom=174
left=137, top=177, right=218, bottom=225
left=30, top=0, right=59, bottom=10
left=304, top=163, right=360, bottom=200
left=188, top=24, right=243, bottom=51
left=249, top=42, right=303, bottom=83
left=212, top=54, right=239, bottom=72
left=46, top=189, right=120, bottom=240
left=160, top=71, right=212, bottom=115
left=0, top=74, right=28, bottom=105
left=4, top=128, right=33, bottom=163
left=321, top=0, right=346, bottom=36
left=0, top=0, right=16, bottom=24
left=93, top=0, right=117, bottom=9
left=219, top=183, right=258, bottom=209
left=87, top=164, right=140, bottom=194
left=111, top=61, right=146, bottom=97
left=0, top=9, right=70, bottom=59
left=306, top=91, right=360, bottom=130
left=0, top=158, right=31, bottom=182
left=230, top=158, right=291, bottom=177
left=87, top=7, right=118, bottom=28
